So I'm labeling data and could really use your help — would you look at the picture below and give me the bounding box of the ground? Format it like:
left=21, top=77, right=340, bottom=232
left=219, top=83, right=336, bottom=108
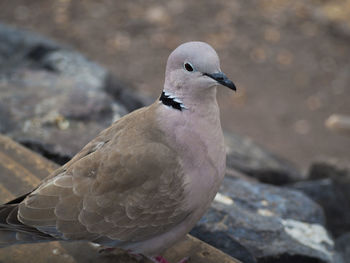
left=0, top=0, right=349, bottom=170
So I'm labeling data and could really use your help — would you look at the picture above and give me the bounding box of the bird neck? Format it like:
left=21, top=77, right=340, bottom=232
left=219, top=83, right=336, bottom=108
left=155, top=86, right=222, bottom=147
left=159, top=91, right=188, bottom=111
left=160, top=86, right=218, bottom=114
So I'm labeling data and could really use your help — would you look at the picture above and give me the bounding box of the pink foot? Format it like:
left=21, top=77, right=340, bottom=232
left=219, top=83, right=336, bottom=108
left=150, top=255, right=189, bottom=263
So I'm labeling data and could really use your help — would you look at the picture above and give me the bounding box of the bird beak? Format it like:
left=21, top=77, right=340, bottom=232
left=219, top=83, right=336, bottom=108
left=204, top=72, right=236, bottom=91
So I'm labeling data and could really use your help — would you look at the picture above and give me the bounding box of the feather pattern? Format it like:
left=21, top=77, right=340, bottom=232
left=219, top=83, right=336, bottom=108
left=0, top=42, right=231, bottom=257
left=1, top=104, right=189, bottom=246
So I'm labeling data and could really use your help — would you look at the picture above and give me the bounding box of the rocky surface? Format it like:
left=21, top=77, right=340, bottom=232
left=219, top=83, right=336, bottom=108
left=335, top=233, right=350, bottom=263
left=0, top=24, right=147, bottom=164
left=225, top=133, right=303, bottom=185
left=191, top=176, right=342, bottom=263
left=289, top=161, right=350, bottom=238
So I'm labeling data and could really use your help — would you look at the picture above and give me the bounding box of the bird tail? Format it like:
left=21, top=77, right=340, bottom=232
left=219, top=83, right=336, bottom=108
left=0, top=204, right=52, bottom=247
left=0, top=204, right=24, bottom=247
left=0, top=229, right=21, bottom=248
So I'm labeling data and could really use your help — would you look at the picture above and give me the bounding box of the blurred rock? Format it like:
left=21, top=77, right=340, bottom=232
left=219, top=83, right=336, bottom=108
left=325, top=114, right=350, bottom=136
left=225, top=133, right=303, bottom=185
left=0, top=24, right=148, bottom=164
left=191, top=177, right=341, bottom=263
left=335, top=233, right=350, bottom=263
left=104, top=74, right=153, bottom=112
left=309, top=2, right=350, bottom=41
left=289, top=161, right=350, bottom=237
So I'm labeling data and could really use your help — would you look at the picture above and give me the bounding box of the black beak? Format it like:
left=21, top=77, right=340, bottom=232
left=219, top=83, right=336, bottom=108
left=204, top=72, right=236, bottom=91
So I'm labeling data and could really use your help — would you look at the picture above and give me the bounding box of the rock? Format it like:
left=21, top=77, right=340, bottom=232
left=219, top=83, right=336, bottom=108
left=191, top=177, right=341, bottom=263
left=307, top=3, right=350, bottom=41
left=190, top=226, right=257, bottom=263
left=335, top=233, right=350, bottom=263
left=0, top=24, right=148, bottom=164
left=0, top=24, right=59, bottom=67
left=290, top=161, right=350, bottom=237
left=225, top=132, right=303, bottom=185
left=104, top=74, right=154, bottom=112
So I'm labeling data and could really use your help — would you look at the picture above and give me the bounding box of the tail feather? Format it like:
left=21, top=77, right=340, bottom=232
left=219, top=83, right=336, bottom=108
left=0, top=229, right=17, bottom=242
left=0, top=204, right=54, bottom=247
left=0, top=229, right=51, bottom=248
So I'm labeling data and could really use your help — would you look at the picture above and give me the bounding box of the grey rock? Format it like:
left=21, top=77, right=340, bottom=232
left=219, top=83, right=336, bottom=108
left=290, top=161, right=350, bottom=237
left=190, top=226, right=257, bottom=263
left=104, top=74, right=154, bottom=112
left=192, top=177, right=340, bottom=263
left=225, top=133, right=303, bottom=185
left=335, top=233, right=350, bottom=263
left=0, top=24, right=148, bottom=164
left=0, top=24, right=59, bottom=69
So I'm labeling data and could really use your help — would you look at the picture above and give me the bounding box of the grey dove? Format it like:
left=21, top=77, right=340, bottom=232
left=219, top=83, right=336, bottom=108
left=0, top=41, right=236, bottom=263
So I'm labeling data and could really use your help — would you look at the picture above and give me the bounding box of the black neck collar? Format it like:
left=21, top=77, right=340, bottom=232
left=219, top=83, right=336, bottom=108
left=159, top=91, right=187, bottom=111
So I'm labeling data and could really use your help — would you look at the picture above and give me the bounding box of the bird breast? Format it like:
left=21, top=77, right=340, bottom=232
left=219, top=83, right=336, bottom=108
left=155, top=101, right=226, bottom=212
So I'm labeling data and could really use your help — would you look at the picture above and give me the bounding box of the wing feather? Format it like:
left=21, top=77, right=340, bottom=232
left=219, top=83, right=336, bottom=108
left=16, top=106, right=190, bottom=244
left=55, top=195, right=81, bottom=221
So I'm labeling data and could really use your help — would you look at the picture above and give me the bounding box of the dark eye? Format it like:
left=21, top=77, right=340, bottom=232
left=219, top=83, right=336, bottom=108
left=184, top=62, right=194, bottom=72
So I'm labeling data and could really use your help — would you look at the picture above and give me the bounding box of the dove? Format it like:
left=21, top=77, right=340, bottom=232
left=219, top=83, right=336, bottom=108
left=0, top=41, right=236, bottom=263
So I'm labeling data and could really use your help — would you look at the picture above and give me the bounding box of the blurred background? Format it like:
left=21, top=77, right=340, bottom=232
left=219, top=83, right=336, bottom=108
left=0, top=0, right=349, bottom=170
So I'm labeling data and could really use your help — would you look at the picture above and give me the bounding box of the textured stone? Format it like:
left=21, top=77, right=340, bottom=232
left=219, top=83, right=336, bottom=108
left=191, top=177, right=342, bottom=263
left=225, top=133, right=303, bottom=185
left=290, top=161, right=350, bottom=237
left=335, top=233, right=350, bottom=263
left=0, top=24, right=148, bottom=164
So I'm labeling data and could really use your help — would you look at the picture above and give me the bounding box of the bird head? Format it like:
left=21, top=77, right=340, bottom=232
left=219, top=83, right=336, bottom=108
left=164, top=42, right=236, bottom=100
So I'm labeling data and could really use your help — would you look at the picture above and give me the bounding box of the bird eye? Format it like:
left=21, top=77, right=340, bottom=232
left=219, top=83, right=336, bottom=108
left=184, top=62, right=194, bottom=72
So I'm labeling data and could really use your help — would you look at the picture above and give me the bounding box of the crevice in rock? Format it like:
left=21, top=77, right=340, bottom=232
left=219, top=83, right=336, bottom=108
left=19, top=140, right=70, bottom=165
left=26, top=44, right=58, bottom=72
left=26, top=44, right=57, bottom=61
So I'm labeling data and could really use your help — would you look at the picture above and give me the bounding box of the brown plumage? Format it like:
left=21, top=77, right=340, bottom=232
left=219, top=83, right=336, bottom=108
left=0, top=41, right=236, bottom=263
left=1, top=105, right=189, bottom=245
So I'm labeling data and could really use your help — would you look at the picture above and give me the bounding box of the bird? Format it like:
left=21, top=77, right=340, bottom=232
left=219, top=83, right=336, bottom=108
left=0, top=41, right=236, bottom=263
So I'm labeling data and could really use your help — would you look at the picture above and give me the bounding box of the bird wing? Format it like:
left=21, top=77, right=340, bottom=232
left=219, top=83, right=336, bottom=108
left=17, top=106, right=190, bottom=243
